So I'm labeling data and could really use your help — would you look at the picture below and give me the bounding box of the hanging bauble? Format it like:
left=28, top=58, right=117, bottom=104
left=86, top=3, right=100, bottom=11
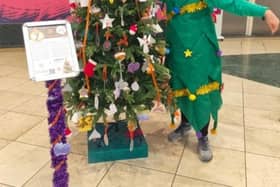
left=131, top=81, right=140, bottom=91
left=91, top=5, right=101, bottom=14
left=109, top=0, right=114, bottom=4
left=127, top=62, right=140, bottom=73
left=103, top=40, right=112, bottom=51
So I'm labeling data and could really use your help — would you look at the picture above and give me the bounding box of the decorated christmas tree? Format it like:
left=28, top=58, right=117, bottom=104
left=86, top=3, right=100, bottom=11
left=64, top=0, right=171, bottom=152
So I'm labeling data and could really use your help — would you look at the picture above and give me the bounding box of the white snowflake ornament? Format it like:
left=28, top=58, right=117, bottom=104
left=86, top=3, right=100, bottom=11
left=137, top=35, right=155, bottom=54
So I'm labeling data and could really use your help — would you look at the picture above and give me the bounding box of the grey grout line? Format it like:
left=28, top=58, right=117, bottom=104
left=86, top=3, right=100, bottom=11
left=244, top=125, right=280, bottom=133
left=242, top=80, right=248, bottom=187
left=170, top=139, right=188, bottom=187
left=246, top=151, right=280, bottom=160
left=243, top=106, right=280, bottom=113
left=0, top=182, right=16, bottom=187
left=117, top=161, right=175, bottom=175
left=0, top=140, right=12, bottom=152
left=15, top=140, right=50, bottom=149
left=211, top=145, right=245, bottom=153
left=6, top=109, right=47, bottom=118
left=96, top=162, right=115, bottom=187
left=175, top=174, right=232, bottom=187
left=0, top=89, right=46, bottom=97
left=21, top=159, right=51, bottom=187
left=13, top=119, right=46, bottom=141
left=243, top=92, right=280, bottom=98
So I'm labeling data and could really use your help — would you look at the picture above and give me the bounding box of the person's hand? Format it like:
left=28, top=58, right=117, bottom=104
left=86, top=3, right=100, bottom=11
left=264, top=10, right=279, bottom=34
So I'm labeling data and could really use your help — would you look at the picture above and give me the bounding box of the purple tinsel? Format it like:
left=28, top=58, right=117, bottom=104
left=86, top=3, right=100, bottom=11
left=46, top=80, right=69, bottom=187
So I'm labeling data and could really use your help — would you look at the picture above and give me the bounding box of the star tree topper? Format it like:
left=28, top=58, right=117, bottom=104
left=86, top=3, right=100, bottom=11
left=100, top=14, right=115, bottom=29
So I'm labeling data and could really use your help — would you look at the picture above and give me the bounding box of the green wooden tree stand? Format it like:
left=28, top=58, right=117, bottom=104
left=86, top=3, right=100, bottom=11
left=88, top=121, right=148, bottom=163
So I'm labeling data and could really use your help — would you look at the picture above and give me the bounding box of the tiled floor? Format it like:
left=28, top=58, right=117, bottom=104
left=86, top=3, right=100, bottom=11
left=0, top=37, right=279, bottom=187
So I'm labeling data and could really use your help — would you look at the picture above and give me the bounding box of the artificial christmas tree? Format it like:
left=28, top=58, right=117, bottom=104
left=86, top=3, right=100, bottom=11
left=64, top=0, right=170, bottom=162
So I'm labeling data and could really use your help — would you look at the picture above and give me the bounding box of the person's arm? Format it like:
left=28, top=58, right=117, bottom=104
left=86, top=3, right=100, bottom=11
left=205, top=0, right=267, bottom=17
left=205, top=0, right=279, bottom=33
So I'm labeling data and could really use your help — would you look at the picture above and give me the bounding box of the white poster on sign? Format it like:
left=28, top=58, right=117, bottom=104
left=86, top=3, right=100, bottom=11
left=22, top=20, right=80, bottom=81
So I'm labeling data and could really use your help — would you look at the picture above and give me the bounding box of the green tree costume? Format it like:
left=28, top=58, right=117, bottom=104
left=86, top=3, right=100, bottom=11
left=165, top=0, right=267, bottom=133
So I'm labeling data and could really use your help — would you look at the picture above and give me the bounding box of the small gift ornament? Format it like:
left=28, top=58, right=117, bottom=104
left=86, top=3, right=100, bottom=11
left=129, top=24, right=138, bottom=35
left=84, top=59, right=97, bottom=77
left=79, top=87, right=89, bottom=99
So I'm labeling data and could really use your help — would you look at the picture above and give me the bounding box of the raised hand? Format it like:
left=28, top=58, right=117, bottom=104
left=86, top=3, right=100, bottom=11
left=264, top=10, right=280, bottom=34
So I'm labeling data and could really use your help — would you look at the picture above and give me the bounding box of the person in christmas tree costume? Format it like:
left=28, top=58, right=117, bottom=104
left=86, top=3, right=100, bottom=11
left=164, top=0, right=279, bottom=162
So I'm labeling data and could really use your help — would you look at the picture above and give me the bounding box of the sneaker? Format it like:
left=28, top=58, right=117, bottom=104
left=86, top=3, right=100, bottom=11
left=197, top=136, right=213, bottom=162
left=168, top=123, right=191, bottom=142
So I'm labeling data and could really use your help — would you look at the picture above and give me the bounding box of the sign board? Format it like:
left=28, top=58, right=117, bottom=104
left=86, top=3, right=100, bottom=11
left=22, top=20, right=80, bottom=81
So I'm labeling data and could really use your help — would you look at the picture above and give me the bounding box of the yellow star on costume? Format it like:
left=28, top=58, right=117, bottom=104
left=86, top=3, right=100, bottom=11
left=184, top=49, right=192, bottom=58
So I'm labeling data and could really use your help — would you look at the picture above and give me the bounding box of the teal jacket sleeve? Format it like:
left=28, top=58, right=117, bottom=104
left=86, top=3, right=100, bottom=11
left=205, top=0, right=268, bottom=17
